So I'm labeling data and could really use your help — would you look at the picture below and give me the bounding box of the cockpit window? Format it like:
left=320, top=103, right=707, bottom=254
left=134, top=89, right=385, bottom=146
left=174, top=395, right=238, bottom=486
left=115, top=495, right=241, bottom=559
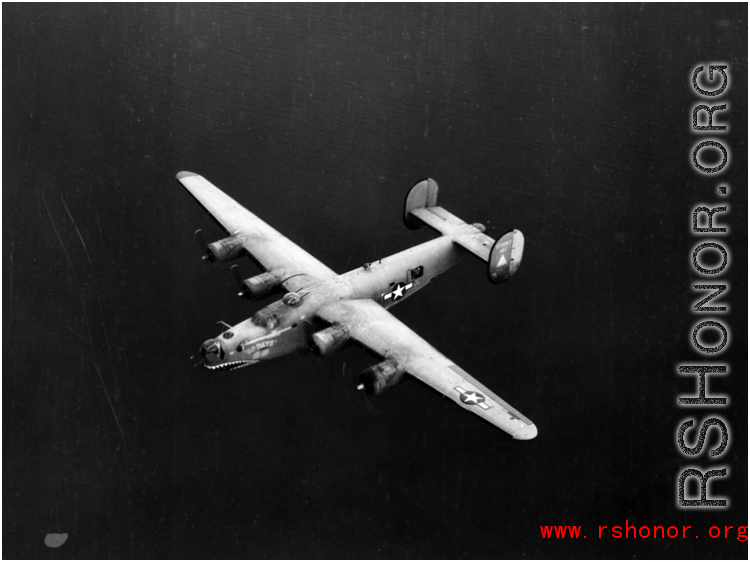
left=222, top=331, right=234, bottom=339
left=251, top=300, right=291, bottom=329
left=251, top=310, right=277, bottom=329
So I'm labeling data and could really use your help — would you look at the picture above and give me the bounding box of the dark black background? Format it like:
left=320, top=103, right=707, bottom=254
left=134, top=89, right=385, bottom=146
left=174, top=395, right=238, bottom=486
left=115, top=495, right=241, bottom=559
left=3, top=4, right=747, bottom=559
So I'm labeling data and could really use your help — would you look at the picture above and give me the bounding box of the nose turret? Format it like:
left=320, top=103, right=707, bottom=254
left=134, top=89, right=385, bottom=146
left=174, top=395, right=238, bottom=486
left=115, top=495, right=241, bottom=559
left=198, top=313, right=293, bottom=371
left=200, top=339, right=224, bottom=365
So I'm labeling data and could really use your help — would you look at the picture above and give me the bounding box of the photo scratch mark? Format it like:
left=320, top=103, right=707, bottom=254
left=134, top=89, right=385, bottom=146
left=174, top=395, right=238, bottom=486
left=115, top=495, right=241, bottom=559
left=66, top=325, right=86, bottom=342
left=43, top=195, right=96, bottom=356
left=92, top=360, right=134, bottom=547
left=9, top=242, right=13, bottom=328
left=61, top=194, right=113, bottom=357
left=94, top=208, right=105, bottom=248
left=61, top=192, right=92, bottom=266
left=42, top=193, right=72, bottom=265
left=92, top=361, right=124, bottom=443
left=78, top=292, right=95, bottom=358
left=93, top=284, right=113, bottom=358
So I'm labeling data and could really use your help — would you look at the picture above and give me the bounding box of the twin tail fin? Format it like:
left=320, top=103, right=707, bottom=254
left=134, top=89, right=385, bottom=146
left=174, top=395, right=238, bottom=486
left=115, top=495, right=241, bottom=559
left=403, top=178, right=524, bottom=284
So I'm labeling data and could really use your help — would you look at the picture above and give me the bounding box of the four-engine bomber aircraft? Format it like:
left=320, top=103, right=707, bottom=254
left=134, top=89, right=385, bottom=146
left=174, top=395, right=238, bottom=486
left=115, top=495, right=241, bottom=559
left=177, top=172, right=536, bottom=440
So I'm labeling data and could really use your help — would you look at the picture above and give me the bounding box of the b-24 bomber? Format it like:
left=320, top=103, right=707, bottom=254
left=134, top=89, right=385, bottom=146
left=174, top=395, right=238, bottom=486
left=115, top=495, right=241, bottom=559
left=178, top=172, right=536, bottom=440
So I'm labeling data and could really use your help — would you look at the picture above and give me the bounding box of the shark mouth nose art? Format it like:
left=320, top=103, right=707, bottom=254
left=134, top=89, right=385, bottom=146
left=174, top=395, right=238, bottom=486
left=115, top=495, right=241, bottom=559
left=204, top=359, right=257, bottom=372
left=200, top=338, right=259, bottom=371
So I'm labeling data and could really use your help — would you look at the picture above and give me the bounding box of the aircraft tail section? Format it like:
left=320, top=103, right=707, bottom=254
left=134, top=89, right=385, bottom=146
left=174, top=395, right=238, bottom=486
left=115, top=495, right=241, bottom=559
left=403, top=178, right=439, bottom=229
left=403, top=178, right=524, bottom=284
left=487, top=229, right=524, bottom=283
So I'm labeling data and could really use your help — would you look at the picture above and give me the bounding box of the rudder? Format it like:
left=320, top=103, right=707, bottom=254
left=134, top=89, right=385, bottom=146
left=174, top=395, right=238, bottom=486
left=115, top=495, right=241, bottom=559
left=403, top=178, right=525, bottom=284
left=403, top=178, right=439, bottom=229
left=488, top=229, right=524, bottom=284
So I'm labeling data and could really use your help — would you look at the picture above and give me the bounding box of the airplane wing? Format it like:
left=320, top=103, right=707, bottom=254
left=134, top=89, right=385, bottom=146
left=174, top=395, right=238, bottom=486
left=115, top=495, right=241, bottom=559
left=176, top=172, right=337, bottom=292
left=316, top=298, right=537, bottom=439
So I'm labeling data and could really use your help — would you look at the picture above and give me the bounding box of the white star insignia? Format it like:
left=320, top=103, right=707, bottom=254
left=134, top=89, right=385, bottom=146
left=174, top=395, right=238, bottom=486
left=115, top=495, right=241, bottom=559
left=382, top=282, right=414, bottom=301
left=462, top=392, right=481, bottom=404
left=454, top=386, right=491, bottom=410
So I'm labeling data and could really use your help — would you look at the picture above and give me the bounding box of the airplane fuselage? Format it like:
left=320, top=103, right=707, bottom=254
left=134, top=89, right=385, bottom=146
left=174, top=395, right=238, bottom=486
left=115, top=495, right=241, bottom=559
left=180, top=171, right=535, bottom=438
left=199, top=235, right=464, bottom=370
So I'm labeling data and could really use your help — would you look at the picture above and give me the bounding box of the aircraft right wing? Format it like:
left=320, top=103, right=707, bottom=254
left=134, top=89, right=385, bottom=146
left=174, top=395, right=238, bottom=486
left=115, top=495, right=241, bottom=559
left=316, top=298, right=537, bottom=439
left=176, top=172, right=337, bottom=293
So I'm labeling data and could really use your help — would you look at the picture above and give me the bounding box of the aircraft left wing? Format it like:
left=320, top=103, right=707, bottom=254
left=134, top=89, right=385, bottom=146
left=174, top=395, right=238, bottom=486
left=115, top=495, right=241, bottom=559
left=176, top=172, right=337, bottom=292
left=316, top=298, right=537, bottom=439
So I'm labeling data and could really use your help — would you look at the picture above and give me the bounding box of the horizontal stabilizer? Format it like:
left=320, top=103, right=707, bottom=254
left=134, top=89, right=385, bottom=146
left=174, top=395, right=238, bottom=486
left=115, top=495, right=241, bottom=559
left=404, top=179, right=525, bottom=284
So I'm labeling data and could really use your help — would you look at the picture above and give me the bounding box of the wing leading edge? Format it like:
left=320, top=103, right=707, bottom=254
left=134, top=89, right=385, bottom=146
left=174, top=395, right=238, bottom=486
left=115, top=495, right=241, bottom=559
left=176, top=172, right=336, bottom=292
left=316, top=298, right=537, bottom=439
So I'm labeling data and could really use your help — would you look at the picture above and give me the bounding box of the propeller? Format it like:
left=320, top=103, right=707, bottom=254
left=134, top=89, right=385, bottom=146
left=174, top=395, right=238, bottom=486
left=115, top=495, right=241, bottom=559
left=194, top=229, right=210, bottom=263
left=230, top=264, right=248, bottom=298
left=343, top=362, right=380, bottom=414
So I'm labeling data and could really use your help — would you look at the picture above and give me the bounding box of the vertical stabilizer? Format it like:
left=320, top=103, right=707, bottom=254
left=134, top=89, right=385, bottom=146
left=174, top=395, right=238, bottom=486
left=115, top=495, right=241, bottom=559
left=403, top=178, right=525, bottom=285
left=488, top=230, right=524, bottom=284
left=403, top=178, right=439, bottom=229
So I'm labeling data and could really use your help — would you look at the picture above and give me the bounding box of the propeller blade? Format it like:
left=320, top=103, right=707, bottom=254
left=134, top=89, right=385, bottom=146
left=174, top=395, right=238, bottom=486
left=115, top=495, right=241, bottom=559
left=230, top=264, right=247, bottom=298
left=342, top=362, right=379, bottom=412
left=194, top=229, right=210, bottom=263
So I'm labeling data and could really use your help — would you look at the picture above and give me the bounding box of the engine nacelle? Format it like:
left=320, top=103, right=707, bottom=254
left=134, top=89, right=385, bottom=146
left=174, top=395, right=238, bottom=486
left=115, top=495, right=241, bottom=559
left=358, top=359, right=406, bottom=396
left=206, top=236, right=244, bottom=263
left=241, top=272, right=282, bottom=301
left=309, top=325, right=349, bottom=357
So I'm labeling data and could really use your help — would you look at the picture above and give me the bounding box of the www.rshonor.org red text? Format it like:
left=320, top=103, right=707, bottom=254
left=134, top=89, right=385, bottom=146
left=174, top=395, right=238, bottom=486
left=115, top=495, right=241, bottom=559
left=539, top=521, right=747, bottom=540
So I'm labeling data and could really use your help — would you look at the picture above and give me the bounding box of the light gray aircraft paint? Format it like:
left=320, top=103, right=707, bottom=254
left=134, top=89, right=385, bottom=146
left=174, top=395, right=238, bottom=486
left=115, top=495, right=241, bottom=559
left=177, top=172, right=536, bottom=440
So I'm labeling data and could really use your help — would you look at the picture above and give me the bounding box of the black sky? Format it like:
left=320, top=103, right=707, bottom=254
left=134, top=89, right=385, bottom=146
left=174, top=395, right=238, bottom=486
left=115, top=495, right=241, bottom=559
left=3, top=4, right=747, bottom=559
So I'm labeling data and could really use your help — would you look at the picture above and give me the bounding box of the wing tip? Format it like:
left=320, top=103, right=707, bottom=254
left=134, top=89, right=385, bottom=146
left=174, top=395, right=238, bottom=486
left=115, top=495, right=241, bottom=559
left=512, top=423, right=538, bottom=440
left=176, top=171, right=199, bottom=180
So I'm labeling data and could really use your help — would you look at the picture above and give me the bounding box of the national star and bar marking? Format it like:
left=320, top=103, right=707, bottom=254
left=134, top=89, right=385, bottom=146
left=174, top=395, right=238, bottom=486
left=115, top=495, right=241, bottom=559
left=454, top=386, right=491, bottom=410
left=382, top=281, right=413, bottom=302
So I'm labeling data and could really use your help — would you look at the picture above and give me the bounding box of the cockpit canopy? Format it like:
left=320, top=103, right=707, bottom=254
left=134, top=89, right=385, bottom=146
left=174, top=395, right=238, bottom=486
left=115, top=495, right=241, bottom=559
left=251, top=300, right=287, bottom=329
left=251, top=293, right=304, bottom=330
